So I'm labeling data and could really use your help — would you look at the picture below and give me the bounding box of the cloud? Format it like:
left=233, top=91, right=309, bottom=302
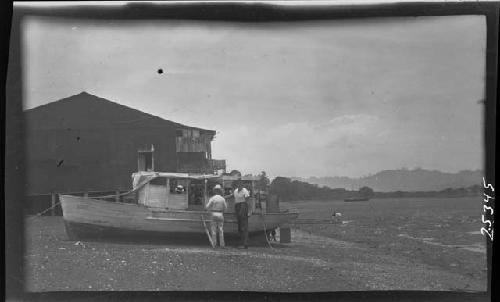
left=213, top=111, right=482, bottom=178
left=213, top=114, right=387, bottom=177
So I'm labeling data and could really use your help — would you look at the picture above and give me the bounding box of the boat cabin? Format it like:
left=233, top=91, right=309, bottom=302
left=132, top=172, right=218, bottom=211
left=132, top=172, right=263, bottom=213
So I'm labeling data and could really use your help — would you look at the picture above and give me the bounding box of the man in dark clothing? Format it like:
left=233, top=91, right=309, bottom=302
left=232, top=180, right=250, bottom=249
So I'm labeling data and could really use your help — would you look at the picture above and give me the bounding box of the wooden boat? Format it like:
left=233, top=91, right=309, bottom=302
left=60, top=172, right=298, bottom=242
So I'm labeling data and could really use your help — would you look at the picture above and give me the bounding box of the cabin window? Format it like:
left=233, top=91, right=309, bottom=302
left=169, top=179, right=188, bottom=194
left=192, top=130, right=200, bottom=138
left=189, top=180, right=205, bottom=206
left=138, top=151, right=154, bottom=171
left=176, top=129, right=183, bottom=137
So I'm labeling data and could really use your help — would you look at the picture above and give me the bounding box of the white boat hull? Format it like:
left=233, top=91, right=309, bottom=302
left=60, top=195, right=298, bottom=241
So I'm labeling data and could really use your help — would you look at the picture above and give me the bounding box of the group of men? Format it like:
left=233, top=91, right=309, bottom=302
left=205, top=181, right=250, bottom=249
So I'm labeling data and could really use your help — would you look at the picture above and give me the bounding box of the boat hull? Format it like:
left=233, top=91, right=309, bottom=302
left=60, top=195, right=298, bottom=241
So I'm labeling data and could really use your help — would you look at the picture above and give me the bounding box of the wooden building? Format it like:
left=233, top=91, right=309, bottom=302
left=24, top=92, right=226, bottom=196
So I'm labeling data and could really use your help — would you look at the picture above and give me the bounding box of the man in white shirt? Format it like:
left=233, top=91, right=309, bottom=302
left=205, top=184, right=227, bottom=248
left=233, top=180, right=250, bottom=249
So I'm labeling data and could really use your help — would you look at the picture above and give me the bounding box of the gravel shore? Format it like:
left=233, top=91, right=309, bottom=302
left=24, top=216, right=487, bottom=292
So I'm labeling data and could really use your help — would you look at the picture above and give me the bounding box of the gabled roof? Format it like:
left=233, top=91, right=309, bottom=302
left=24, top=91, right=216, bottom=135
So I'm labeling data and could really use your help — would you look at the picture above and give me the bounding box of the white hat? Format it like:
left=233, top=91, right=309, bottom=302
left=214, top=184, right=222, bottom=189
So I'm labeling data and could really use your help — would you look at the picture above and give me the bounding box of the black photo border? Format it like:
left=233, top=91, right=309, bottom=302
left=3, top=1, right=498, bottom=301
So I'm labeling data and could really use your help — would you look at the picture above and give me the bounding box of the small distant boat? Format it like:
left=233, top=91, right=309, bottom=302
left=344, top=197, right=370, bottom=202
left=60, top=172, right=298, bottom=241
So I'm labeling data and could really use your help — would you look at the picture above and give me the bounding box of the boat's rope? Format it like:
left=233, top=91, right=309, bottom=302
left=27, top=200, right=62, bottom=219
left=89, top=178, right=153, bottom=199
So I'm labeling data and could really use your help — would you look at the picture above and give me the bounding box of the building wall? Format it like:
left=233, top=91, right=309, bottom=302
left=23, top=92, right=216, bottom=195
left=25, top=125, right=178, bottom=194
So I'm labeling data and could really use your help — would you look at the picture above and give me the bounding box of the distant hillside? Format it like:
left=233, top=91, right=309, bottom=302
left=292, top=168, right=483, bottom=192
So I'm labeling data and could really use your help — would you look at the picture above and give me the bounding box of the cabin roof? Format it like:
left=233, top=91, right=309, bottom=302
left=132, top=171, right=221, bottom=180
left=131, top=172, right=258, bottom=191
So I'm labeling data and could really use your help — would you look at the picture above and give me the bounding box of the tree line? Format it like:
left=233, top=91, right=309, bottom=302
left=265, top=175, right=482, bottom=202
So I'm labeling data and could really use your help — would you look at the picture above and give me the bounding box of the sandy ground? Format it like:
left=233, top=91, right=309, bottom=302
left=24, top=214, right=487, bottom=292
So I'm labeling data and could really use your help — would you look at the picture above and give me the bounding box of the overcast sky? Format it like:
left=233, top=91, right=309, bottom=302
left=22, top=15, right=486, bottom=178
